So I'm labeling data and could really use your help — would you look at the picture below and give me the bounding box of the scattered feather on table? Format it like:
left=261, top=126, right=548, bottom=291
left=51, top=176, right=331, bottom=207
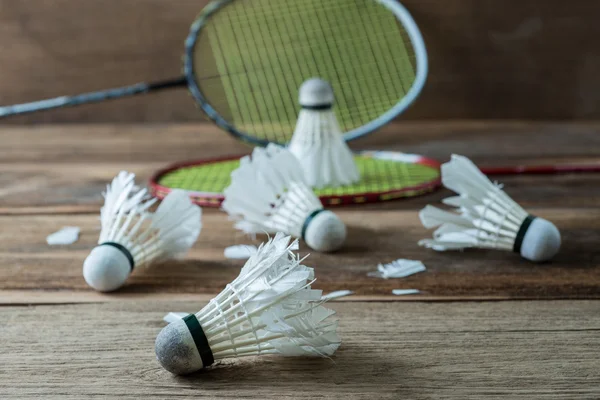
left=163, top=312, right=188, bottom=324
left=224, top=245, right=258, bottom=259
left=392, top=289, right=421, bottom=296
left=46, top=226, right=80, bottom=246
left=368, top=259, right=426, bottom=279
left=321, top=290, right=354, bottom=301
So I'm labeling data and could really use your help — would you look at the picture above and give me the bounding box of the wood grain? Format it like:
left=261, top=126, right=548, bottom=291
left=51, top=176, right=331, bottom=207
left=1, top=208, right=598, bottom=299
left=1, top=122, right=599, bottom=210
left=0, top=301, right=598, bottom=399
left=1, top=1, right=600, bottom=122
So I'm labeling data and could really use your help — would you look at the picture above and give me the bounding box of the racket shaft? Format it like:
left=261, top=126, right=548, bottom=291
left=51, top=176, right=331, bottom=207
left=0, top=77, right=186, bottom=118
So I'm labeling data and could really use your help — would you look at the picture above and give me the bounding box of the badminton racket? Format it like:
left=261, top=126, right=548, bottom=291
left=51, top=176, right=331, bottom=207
left=150, top=151, right=441, bottom=207
left=150, top=152, right=600, bottom=208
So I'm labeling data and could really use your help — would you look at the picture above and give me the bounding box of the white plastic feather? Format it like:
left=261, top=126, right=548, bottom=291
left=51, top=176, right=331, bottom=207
left=224, top=245, right=258, bottom=260
left=83, top=172, right=202, bottom=292
left=321, top=290, right=354, bottom=300
left=46, top=226, right=80, bottom=246
left=392, top=289, right=421, bottom=296
left=418, top=155, right=561, bottom=262
left=288, top=78, right=360, bottom=189
left=368, top=259, right=426, bottom=279
left=163, top=312, right=188, bottom=324
left=155, top=233, right=341, bottom=375
left=222, top=144, right=346, bottom=252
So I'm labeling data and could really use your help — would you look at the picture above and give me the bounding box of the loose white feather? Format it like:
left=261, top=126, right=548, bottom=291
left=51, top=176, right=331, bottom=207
left=163, top=312, right=188, bottom=324
left=368, top=259, right=426, bottom=279
left=224, top=245, right=258, bottom=260
left=392, top=289, right=421, bottom=296
left=321, top=290, right=354, bottom=300
left=46, top=226, right=80, bottom=246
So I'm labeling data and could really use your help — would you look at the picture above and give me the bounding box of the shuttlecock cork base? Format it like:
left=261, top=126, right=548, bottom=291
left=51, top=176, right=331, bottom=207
left=302, top=209, right=346, bottom=253
left=156, top=314, right=212, bottom=375
left=83, top=242, right=135, bottom=292
left=289, top=78, right=360, bottom=189
left=419, top=155, right=561, bottom=263
left=513, top=215, right=561, bottom=262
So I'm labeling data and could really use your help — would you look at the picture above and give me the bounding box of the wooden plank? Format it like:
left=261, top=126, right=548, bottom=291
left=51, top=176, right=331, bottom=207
left=1, top=209, right=598, bottom=299
left=0, top=291, right=549, bottom=304
left=2, top=122, right=600, bottom=163
left=1, top=1, right=600, bottom=122
left=1, top=122, right=599, bottom=210
left=0, top=300, right=598, bottom=399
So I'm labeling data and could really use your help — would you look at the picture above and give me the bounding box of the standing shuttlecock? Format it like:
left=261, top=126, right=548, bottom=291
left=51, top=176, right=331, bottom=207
left=222, top=144, right=346, bottom=252
left=288, top=78, right=360, bottom=188
left=418, top=155, right=561, bottom=262
left=83, top=171, right=202, bottom=292
left=155, top=233, right=340, bottom=375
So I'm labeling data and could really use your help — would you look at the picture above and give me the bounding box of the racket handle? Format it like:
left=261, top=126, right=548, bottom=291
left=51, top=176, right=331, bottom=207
left=0, top=77, right=187, bottom=118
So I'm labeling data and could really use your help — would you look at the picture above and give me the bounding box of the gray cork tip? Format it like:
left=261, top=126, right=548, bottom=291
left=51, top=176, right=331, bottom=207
left=155, top=318, right=204, bottom=375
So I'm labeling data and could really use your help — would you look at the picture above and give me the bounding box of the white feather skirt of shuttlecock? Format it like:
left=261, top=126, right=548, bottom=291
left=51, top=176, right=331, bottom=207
left=288, top=109, right=360, bottom=189
left=184, top=233, right=340, bottom=359
left=418, top=155, right=530, bottom=251
left=98, top=173, right=202, bottom=267
left=222, top=144, right=323, bottom=237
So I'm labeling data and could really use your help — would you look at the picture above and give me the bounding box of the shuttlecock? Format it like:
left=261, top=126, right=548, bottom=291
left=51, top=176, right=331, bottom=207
left=155, top=233, right=341, bottom=375
left=288, top=78, right=360, bottom=189
left=83, top=171, right=202, bottom=292
left=222, top=144, right=346, bottom=252
left=418, top=155, right=561, bottom=262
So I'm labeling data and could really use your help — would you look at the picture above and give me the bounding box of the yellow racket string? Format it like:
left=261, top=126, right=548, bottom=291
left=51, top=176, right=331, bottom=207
left=157, top=156, right=439, bottom=197
left=193, top=0, right=416, bottom=143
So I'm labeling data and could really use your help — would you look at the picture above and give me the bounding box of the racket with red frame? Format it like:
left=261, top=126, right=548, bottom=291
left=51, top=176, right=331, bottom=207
left=150, top=151, right=442, bottom=207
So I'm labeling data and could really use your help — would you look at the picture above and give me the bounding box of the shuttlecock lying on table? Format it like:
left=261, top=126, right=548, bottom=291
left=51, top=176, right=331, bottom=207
left=418, top=155, right=561, bottom=262
left=155, top=233, right=341, bottom=375
left=222, top=144, right=346, bottom=252
left=288, top=78, right=360, bottom=189
left=83, top=171, right=202, bottom=292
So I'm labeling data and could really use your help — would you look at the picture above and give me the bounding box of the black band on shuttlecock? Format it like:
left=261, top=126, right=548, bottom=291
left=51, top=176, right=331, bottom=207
left=183, top=313, right=214, bottom=368
left=301, top=103, right=332, bottom=111
left=301, top=209, right=326, bottom=241
left=513, top=215, right=537, bottom=253
left=100, top=242, right=135, bottom=271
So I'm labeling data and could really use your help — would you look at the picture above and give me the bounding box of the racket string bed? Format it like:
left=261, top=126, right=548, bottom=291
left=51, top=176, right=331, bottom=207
left=152, top=153, right=442, bottom=207
left=193, top=0, right=425, bottom=143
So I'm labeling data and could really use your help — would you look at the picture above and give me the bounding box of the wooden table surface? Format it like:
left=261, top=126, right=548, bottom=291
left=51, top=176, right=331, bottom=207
left=1, top=122, right=599, bottom=399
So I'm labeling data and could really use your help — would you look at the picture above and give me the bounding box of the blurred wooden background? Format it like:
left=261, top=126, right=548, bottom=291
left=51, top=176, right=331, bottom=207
left=0, top=0, right=599, bottom=124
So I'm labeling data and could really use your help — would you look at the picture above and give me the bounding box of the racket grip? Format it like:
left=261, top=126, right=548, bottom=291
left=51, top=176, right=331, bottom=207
left=0, top=77, right=186, bottom=118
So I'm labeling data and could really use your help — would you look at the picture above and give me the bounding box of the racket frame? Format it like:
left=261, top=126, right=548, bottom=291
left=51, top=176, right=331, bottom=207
left=149, top=152, right=442, bottom=207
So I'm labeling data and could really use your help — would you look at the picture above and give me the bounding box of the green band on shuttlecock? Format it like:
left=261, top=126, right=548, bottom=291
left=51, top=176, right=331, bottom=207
left=183, top=313, right=214, bottom=368
left=513, top=215, right=537, bottom=254
left=301, top=104, right=332, bottom=111
left=301, top=209, right=326, bottom=241
left=100, top=242, right=135, bottom=271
